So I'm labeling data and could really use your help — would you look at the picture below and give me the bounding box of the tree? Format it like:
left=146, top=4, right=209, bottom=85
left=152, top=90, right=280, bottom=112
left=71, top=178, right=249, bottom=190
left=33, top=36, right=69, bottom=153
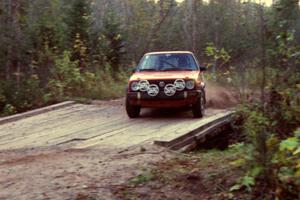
left=24, top=0, right=68, bottom=84
left=66, top=0, right=91, bottom=68
left=143, top=0, right=176, bottom=53
left=0, top=0, right=22, bottom=82
left=101, top=9, right=125, bottom=71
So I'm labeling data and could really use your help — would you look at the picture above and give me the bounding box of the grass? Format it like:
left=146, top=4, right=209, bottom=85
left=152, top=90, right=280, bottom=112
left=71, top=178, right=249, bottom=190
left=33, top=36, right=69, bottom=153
left=129, top=170, right=155, bottom=185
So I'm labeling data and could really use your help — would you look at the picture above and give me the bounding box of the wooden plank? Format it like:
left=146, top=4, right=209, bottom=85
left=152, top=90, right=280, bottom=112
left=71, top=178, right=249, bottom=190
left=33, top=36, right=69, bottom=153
left=0, top=104, right=89, bottom=136
left=0, top=105, right=106, bottom=143
left=0, top=103, right=98, bottom=131
left=154, top=111, right=234, bottom=148
left=74, top=110, right=229, bottom=150
left=0, top=111, right=126, bottom=149
left=170, top=116, right=233, bottom=151
left=0, top=101, right=75, bottom=125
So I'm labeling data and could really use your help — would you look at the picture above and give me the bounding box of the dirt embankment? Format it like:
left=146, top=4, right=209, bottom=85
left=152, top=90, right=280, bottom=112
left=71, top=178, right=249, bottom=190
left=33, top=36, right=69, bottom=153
left=0, top=146, right=172, bottom=200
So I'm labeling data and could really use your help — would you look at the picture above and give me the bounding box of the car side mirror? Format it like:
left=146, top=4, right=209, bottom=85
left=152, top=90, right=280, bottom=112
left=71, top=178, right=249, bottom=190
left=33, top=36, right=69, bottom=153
left=199, top=66, right=207, bottom=72
left=132, top=68, right=137, bottom=73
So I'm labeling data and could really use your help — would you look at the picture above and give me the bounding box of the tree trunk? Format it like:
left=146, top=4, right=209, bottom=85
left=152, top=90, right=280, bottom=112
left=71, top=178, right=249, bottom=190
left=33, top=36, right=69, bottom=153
left=191, top=0, right=197, bottom=53
left=259, top=4, right=267, bottom=109
left=5, top=0, right=12, bottom=81
left=143, top=0, right=174, bottom=53
left=13, top=0, right=21, bottom=87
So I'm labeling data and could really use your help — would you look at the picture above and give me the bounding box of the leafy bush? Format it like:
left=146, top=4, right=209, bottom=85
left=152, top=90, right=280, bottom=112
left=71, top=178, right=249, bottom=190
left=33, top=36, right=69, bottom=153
left=44, top=51, right=128, bottom=102
left=229, top=33, right=300, bottom=197
left=0, top=86, right=6, bottom=112
left=0, top=74, right=45, bottom=116
left=272, top=129, right=300, bottom=199
left=0, top=48, right=129, bottom=117
left=46, top=51, right=83, bottom=101
left=79, top=64, right=128, bottom=100
left=233, top=84, right=300, bottom=199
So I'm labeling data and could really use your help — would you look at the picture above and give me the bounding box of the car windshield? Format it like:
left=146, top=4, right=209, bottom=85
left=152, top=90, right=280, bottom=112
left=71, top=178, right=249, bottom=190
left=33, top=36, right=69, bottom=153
left=137, top=53, right=199, bottom=72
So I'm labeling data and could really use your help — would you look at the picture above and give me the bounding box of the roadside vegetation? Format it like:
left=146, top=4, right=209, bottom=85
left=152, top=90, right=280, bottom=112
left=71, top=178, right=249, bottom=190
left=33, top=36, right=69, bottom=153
left=0, top=0, right=299, bottom=199
left=115, top=145, right=251, bottom=200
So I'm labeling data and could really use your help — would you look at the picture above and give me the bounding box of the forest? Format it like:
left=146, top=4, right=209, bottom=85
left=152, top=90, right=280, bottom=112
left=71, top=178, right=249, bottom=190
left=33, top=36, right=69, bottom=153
left=0, top=0, right=297, bottom=114
left=0, top=0, right=299, bottom=114
left=0, top=0, right=300, bottom=199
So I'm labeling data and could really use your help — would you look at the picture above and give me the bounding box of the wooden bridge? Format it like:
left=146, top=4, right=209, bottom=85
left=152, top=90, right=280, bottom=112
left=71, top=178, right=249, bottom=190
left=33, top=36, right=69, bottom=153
left=0, top=100, right=234, bottom=152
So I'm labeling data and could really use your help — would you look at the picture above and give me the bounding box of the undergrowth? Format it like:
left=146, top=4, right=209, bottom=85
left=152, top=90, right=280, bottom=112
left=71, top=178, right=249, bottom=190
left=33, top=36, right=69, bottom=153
left=0, top=51, right=129, bottom=117
left=116, top=146, right=250, bottom=200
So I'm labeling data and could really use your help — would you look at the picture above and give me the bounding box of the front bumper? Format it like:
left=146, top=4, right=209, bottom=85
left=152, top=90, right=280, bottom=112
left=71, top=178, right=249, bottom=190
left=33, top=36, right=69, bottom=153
left=127, top=90, right=201, bottom=108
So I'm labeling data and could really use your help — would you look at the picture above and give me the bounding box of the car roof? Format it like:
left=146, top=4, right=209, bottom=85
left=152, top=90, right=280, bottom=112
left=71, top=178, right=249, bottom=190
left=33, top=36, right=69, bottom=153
left=145, top=51, right=194, bottom=55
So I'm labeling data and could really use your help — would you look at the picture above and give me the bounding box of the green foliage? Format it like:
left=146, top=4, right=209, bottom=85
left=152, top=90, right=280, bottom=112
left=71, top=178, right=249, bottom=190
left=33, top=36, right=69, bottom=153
left=73, top=34, right=89, bottom=69
left=234, top=81, right=300, bottom=198
left=46, top=51, right=83, bottom=101
left=230, top=175, right=255, bottom=192
left=129, top=169, right=154, bottom=185
left=3, top=104, right=16, bottom=115
left=44, top=50, right=128, bottom=102
left=66, top=0, right=90, bottom=47
left=78, top=64, right=128, bottom=100
left=228, top=3, right=300, bottom=196
left=1, top=0, right=300, bottom=117
left=0, top=74, right=45, bottom=116
left=205, top=43, right=231, bottom=65
left=0, top=87, right=5, bottom=110
left=280, top=137, right=299, bottom=152
left=271, top=129, right=300, bottom=198
left=235, top=79, right=300, bottom=197
left=98, top=9, right=125, bottom=71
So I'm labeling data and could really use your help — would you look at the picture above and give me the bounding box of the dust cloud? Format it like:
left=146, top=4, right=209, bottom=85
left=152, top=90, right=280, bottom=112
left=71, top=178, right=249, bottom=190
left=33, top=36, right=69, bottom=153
left=205, top=82, right=239, bottom=109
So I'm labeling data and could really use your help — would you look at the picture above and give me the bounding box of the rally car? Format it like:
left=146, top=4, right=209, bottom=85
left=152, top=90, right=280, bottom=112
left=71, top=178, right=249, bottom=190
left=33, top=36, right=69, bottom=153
left=126, top=51, right=206, bottom=118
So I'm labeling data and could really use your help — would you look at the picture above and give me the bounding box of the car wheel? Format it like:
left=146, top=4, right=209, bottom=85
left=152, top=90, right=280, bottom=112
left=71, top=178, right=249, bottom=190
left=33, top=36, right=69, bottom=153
left=126, top=98, right=140, bottom=118
left=192, top=93, right=205, bottom=118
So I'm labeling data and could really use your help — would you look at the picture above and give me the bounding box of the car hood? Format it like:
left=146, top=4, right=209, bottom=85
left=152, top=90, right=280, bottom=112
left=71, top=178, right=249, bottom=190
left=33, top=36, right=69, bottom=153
left=130, top=71, right=200, bottom=81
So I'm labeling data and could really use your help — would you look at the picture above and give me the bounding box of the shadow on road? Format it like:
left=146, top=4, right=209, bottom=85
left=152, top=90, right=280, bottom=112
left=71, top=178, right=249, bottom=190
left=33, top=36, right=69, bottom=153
left=140, top=107, right=194, bottom=119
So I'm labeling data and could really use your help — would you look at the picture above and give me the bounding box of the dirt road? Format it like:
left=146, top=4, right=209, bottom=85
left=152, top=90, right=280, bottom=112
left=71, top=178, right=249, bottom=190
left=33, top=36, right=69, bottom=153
left=0, top=99, right=228, bottom=200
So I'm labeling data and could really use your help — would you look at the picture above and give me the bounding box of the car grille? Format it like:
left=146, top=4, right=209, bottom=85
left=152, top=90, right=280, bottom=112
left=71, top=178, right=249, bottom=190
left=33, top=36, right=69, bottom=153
left=140, top=91, right=185, bottom=99
left=148, top=79, right=177, bottom=91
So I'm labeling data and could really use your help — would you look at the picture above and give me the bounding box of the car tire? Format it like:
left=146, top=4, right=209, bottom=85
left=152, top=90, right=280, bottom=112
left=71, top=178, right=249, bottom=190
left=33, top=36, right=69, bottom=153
left=126, top=98, right=140, bottom=118
left=192, top=92, right=205, bottom=118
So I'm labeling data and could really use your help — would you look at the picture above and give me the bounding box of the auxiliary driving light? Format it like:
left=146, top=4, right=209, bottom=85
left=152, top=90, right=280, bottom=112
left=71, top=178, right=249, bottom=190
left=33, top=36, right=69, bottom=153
left=174, top=79, right=185, bottom=91
left=139, top=80, right=150, bottom=92
left=186, top=80, right=195, bottom=90
left=147, top=84, right=159, bottom=97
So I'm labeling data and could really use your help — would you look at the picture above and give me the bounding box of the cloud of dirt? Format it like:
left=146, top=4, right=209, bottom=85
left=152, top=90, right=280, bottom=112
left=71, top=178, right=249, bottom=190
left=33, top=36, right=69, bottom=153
left=205, top=81, right=240, bottom=109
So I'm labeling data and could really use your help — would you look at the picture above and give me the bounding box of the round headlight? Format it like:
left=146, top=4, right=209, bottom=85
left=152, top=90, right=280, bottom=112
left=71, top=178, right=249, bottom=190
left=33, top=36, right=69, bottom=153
left=131, top=81, right=139, bottom=91
left=186, top=80, right=195, bottom=90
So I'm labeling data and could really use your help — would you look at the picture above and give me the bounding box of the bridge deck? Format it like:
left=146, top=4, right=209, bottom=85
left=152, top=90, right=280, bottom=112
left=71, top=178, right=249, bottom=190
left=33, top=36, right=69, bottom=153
left=0, top=101, right=229, bottom=151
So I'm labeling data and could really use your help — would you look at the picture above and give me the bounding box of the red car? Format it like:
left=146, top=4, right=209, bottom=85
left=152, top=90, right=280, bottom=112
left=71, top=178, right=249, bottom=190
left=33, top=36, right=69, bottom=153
left=126, top=51, right=206, bottom=118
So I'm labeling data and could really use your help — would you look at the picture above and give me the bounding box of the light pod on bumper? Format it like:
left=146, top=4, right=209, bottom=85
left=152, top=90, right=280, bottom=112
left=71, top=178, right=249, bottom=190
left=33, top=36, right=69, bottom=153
left=185, top=80, right=195, bottom=90
left=174, top=79, right=185, bottom=91
left=164, top=84, right=177, bottom=96
left=139, top=80, right=150, bottom=92
left=147, top=84, right=159, bottom=97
